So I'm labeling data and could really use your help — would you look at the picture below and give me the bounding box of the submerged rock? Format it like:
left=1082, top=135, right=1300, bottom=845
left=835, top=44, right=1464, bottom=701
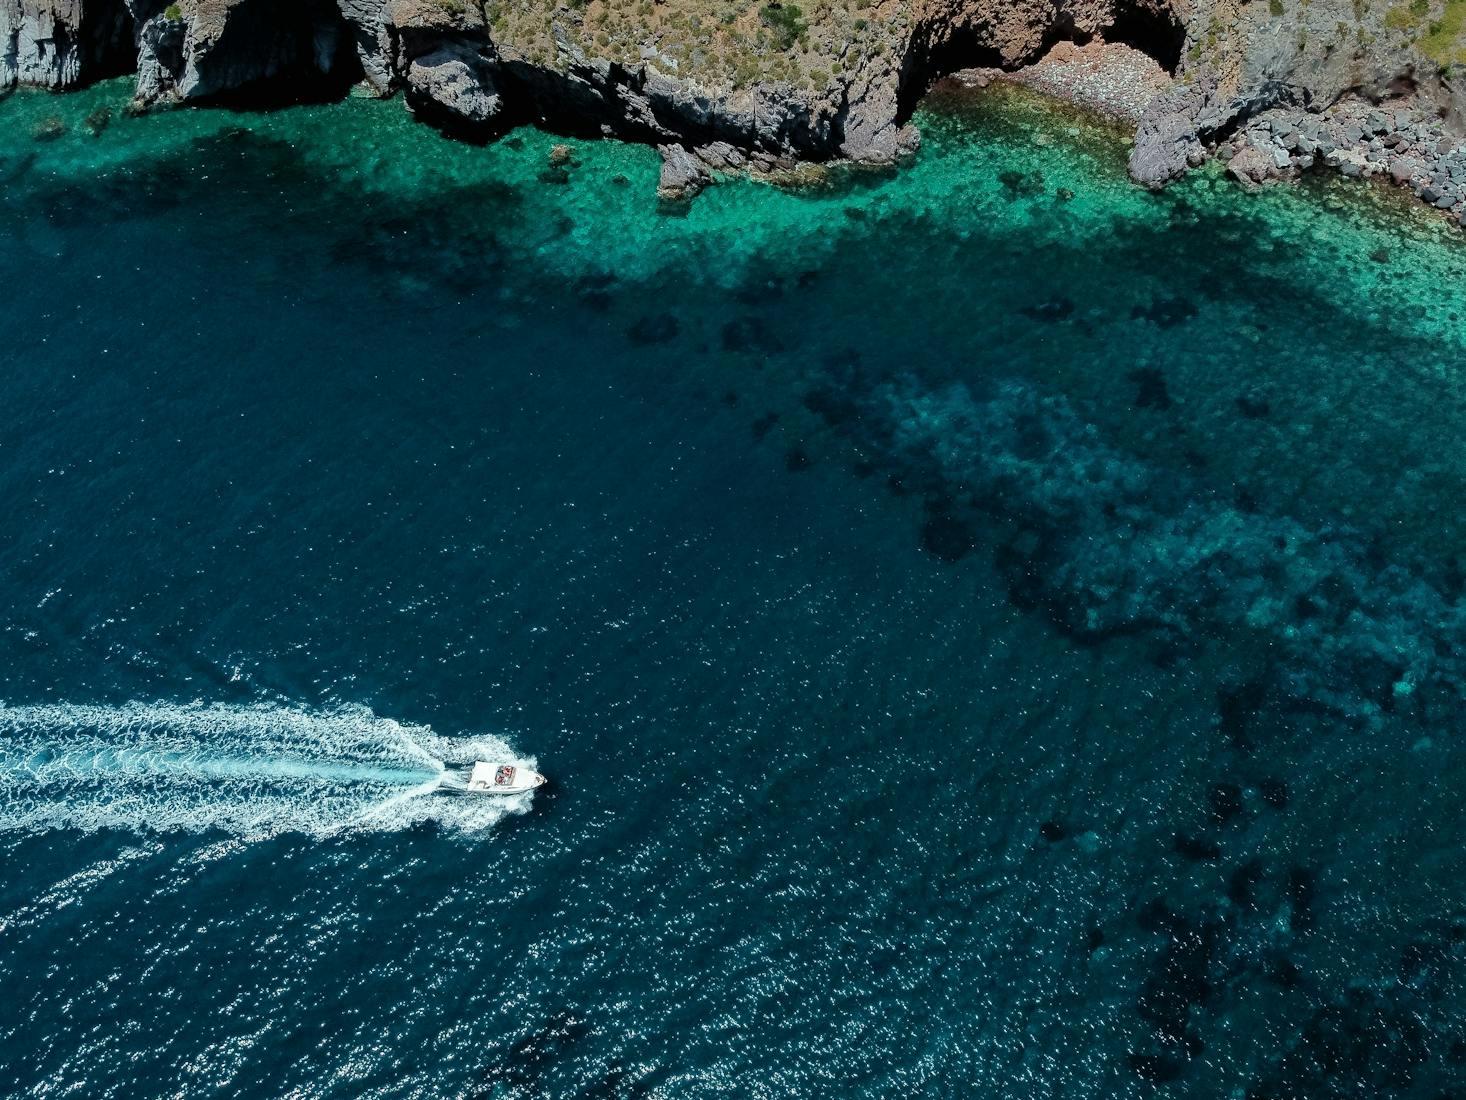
left=32, top=115, right=67, bottom=141
left=1131, top=297, right=1197, bottom=328
left=82, top=105, right=112, bottom=136
left=1174, top=834, right=1221, bottom=861
left=1128, top=366, right=1172, bottom=410
left=720, top=316, right=783, bottom=355
left=1019, top=297, right=1075, bottom=322
left=1235, top=392, right=1270, bottom=420
left=807, top=368, right=1466, bottom=721
left=1207, top=782, right=1243, bottom=826
left=626, top=313, right=679, bottom=345
left=1127, top=1052, right=1186, bottom=1083
left=784, top=446, right=812, bottom=472
left=750, top=412, right=779, bottom=440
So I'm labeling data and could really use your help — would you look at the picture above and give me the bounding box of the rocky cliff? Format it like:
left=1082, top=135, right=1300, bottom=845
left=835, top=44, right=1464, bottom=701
left=2, top=0, right=1462, bottom=214
left=1, top=0, right=132, bottom=86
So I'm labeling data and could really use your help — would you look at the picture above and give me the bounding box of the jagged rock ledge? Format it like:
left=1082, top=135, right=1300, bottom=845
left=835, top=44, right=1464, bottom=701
left=1222, top=96, right=1466, bottom=220
left=1, top=0, right=1463, bottom=222
left=1131, top=75, right=1465, bottom=225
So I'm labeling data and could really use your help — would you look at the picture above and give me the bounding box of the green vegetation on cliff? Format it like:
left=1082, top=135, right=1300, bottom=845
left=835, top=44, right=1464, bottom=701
left=1384, top=0, right=1465, bottom=68
left=487, top=0, right=898, bottom=90
left=1420, top=0, right=1465, bottom=68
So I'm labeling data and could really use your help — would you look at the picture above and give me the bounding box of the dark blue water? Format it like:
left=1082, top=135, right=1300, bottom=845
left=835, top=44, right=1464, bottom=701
left=3, top=80, right=1466, bottom=1097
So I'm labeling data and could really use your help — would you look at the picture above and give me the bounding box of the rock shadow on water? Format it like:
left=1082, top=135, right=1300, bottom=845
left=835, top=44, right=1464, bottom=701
left=998, top=168, right=1046, bottom=199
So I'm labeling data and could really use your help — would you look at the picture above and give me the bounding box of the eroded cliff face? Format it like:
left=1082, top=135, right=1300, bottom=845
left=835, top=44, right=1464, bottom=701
left=121, top=0, right=354, bottom=103
left=1125, top=0, right=1459, bottom=188
left=1, top=0, right=132, bottom=88
left=3, top=0, right=1462, bottom=210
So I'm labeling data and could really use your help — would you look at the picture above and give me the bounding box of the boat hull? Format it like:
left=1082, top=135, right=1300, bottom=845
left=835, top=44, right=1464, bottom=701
left=437, top=761, right=545, bottom=796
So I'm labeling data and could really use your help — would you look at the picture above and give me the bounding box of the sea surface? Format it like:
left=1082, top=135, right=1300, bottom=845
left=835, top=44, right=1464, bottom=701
left=2, top=77, right=1466, bottom=1098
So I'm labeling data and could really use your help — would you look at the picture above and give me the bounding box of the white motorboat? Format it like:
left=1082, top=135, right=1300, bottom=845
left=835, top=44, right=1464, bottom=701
left=439, top=761, right=546, bottom=795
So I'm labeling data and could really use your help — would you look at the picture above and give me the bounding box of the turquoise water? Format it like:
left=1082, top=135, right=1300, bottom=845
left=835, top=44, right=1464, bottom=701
left=3, top=78, right=1466, bottom=1096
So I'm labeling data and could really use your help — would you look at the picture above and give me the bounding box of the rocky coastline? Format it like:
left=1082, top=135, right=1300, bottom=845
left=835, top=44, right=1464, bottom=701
left=964, top=42, right=1466, bottom=223
left=2, top=0, right=1462, bottom=219
left=1223, top=95, right=1465, bottom=219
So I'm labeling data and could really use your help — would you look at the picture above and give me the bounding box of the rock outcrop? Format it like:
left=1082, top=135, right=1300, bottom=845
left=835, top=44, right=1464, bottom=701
left=390, top=1, right=501, bottom=129
left=125, top=0, right=353, bottom=105
left=656, top=142, right=713, bottom=200
left=1130, top=76, right=1233, bottom=187
left=3, top=0, right=1463, bottom=222
left=334, top=0, right=391, bottom=93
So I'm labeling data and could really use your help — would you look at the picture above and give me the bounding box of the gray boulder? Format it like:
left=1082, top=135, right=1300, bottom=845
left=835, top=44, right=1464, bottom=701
left=1129, top=79, right=1215, bottom=189
left=389, top=1, right=502, bottom=128
left=403, top=39, right=501, bottom=127
left=1226, top=141, right=1280, bottom=189
left=656, top=143, right=711, bottom=201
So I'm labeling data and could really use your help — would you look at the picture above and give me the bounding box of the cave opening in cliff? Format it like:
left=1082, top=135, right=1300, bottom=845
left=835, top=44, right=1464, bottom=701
left=1103, top=3, right=1185, bottom=76
left=191, top=0, right=365, bottom=110
left=78, top=0, right=141, bottom=85
left=895, top=25, right=1008, bottom=123
left=896, top=1, right=1184, bottom=122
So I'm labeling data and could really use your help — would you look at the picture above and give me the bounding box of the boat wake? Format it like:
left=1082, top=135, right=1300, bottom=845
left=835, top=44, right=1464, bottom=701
left=0, top=701, right=538, bottom=837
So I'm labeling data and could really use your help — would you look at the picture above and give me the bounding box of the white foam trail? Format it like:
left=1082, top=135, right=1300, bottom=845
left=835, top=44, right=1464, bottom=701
left=0, top=702, right=537, bottom=838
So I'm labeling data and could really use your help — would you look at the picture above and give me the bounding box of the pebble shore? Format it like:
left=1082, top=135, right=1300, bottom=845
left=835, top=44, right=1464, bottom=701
left=955, top=41, right=1172, bottom=126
